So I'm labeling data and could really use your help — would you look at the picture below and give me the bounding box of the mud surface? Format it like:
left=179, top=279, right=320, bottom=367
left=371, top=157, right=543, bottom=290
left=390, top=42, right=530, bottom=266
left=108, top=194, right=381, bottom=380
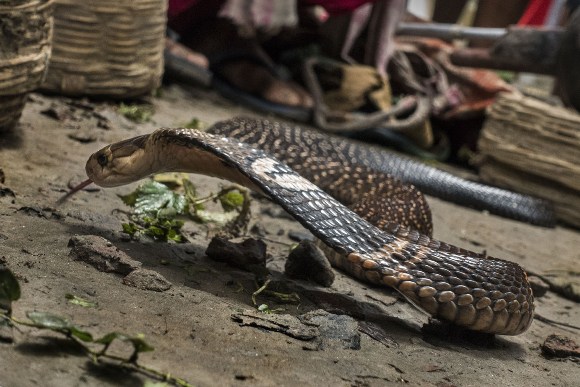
left=1, top=85, right=579, bottom=386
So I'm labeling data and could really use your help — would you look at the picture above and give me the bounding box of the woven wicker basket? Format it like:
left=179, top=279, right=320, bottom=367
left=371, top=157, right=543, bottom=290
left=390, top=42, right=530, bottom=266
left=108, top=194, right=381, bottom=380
left=0, top=0, right=53, bottom=130
left=42, top=0, right=167, bottom=98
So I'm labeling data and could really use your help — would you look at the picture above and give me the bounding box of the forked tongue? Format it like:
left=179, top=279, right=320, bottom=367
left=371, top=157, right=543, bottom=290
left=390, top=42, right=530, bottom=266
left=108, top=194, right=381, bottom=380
left=56, top=178, right=93, bottom=205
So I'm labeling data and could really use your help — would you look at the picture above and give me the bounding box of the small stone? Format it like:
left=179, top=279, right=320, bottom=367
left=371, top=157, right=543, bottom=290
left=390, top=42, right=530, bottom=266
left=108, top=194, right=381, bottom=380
left=205, top=236, right=267, bottom=271
left=122, top=269, right=172, bottom=292
left=0, top=186, right=15, bottom=198
left=285, top=240, right=334, bottom=287
left=528, top=275, right=549, bottom=298
left=287, top=231, right=314, bottom=242
left=250, top=223, right=267, bottom=237
left=541, top=334, right=580, bottom=358
left=261, top=206, right=294, bottom=220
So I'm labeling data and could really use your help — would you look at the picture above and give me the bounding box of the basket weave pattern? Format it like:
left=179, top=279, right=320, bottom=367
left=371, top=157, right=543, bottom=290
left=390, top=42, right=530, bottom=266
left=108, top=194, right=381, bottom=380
left=0, top=0, right=53, bottom=129
left=42, top=0, right=167, bottom=98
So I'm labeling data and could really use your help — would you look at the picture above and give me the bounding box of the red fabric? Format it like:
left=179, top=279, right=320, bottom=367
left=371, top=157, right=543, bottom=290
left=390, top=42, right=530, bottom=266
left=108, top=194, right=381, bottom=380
left=168, top=0, right=378, bottom=35
left=168, top=0, right=224, bottom=35
left=169, top=0, right=377, bottom=20
left=168, top=0, right=199, bottom=19
left=517, top=0, right=553, bottom=25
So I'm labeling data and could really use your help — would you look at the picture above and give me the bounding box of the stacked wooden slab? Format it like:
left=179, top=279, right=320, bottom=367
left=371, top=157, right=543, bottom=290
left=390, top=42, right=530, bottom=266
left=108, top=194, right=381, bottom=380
left=478, top=92, right=580, bottom=227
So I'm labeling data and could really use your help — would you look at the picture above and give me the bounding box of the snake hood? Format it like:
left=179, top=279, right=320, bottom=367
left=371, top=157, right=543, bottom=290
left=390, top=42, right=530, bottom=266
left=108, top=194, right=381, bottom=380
left=86, top=129, right=264, bottom=193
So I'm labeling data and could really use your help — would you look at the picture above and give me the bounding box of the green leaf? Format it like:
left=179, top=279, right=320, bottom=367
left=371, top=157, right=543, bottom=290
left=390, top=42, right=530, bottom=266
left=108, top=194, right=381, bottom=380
left=219, top=190, right=244, bottom=212
left=122, top=215, right=185, bottom=242
left=26, top=311, right=72, bottom=330
left=145, top=225, right=164, bottom=238
left=157, top=207, right=178, bottom=219
left=119, top=178, right=220, bottom=242
left=65, top=293, right=97, bottom=308
left=70, top=326, right=94, bottom=342
left=118, top=103, right=153, bottom=123
left=118, top=191, right=138, bottom=207
left=122, top=222, right=141, bottom=236
left=95, top=331, right=125, bottom=345
left=165, top=219, right=184, bottom=228
left=183, top=117, right=206, bottom=129
left=166, top=228, right=182, bottom=243
left=257, top=304, right=270, bottom=313
left=26, top=311, right=94, bottom=341
left=0, top=266, right=21, bottom=302
left=144, top=219, right=185, bottom=242
left=129, top=334, right=155, bottom=353
left=94, top=332, right=154, bottom=353
left=132, top=181, right=187, bottom=217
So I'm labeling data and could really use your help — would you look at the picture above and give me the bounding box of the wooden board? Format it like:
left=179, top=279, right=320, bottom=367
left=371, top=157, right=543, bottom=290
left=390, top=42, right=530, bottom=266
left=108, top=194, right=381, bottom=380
left=478, top=92, right=580, bottom=227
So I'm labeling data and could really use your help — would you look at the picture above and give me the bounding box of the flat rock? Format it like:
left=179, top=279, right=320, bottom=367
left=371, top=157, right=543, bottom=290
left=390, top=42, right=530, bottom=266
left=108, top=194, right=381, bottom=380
left=68, top=234, right=141, bottom=275
left=122, top=269, right=172, bottom=292
left=541, top=334, right=580, bottom=358
left=206, top=236, right=267, bottom=271
left=231, top=308, right=360, bottom=350
left=299, top=309, right=360, bottom=350
left=231, top=309, right=318, bottom=341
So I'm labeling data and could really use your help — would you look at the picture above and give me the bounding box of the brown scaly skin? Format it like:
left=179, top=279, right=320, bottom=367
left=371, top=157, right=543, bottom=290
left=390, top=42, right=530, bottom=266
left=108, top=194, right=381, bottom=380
left=85, top=121, right=534, bottom=335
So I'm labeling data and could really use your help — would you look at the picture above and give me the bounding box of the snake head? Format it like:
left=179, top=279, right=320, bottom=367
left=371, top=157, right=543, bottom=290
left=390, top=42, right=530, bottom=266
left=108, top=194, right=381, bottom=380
left=86, top=134, right=151, bottom=187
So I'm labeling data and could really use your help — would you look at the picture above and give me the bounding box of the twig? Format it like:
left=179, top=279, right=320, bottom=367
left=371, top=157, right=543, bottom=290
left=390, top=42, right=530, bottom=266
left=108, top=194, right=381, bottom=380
left=535, top=313, right=580, bottom=332
left=252, top=279, right=272, bottom=305
left=5, top=315, right=194, bottom=387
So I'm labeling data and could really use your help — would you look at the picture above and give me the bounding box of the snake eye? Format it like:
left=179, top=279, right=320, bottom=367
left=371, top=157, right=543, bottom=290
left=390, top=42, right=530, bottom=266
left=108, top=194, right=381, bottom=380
left=97, top=153, right=108, bottom=167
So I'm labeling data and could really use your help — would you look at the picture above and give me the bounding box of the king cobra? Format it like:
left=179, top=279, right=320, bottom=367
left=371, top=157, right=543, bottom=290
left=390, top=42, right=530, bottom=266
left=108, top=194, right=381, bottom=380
left=79, top=118, right=534, bottom=335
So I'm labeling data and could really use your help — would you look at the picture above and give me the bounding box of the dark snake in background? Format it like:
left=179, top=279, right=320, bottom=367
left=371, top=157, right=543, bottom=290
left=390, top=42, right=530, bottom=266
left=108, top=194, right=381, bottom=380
left=81, top=117, right=537, bottom=335
left=209, top=118, right=555, bottom=227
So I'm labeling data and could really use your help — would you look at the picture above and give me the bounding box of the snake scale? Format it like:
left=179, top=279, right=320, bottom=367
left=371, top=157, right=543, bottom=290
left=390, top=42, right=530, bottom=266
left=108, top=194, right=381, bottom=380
left=83, top=117, right=534, bottom=335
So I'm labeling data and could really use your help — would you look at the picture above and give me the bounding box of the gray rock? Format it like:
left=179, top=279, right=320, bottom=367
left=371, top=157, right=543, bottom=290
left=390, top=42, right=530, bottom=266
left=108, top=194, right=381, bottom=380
left=122, top=269, right=172, bottom=292
left=68, top=234, right=141, bottom=275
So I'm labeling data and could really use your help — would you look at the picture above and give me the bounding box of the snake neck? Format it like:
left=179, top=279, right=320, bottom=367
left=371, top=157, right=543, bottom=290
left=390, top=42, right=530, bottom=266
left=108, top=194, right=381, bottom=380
left=151, top=129, right=265, bottom=195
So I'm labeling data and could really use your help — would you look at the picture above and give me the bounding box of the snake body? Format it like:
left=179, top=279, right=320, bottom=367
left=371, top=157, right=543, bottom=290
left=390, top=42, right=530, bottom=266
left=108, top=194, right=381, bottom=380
left=208, top=117, right=555, bottom=227
left=85, top=120, right=534, bottom=335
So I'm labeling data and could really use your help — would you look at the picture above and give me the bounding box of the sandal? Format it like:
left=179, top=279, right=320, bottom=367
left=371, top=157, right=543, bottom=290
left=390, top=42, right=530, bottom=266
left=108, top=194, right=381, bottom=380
left=210, top=51, right=313, bottom=122
left=164, top=30, right=212, bottom=87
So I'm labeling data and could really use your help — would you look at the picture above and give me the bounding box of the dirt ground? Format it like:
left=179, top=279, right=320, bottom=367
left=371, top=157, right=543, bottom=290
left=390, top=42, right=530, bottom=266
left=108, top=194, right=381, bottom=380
left=1, top=84, right=579, bottom=387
